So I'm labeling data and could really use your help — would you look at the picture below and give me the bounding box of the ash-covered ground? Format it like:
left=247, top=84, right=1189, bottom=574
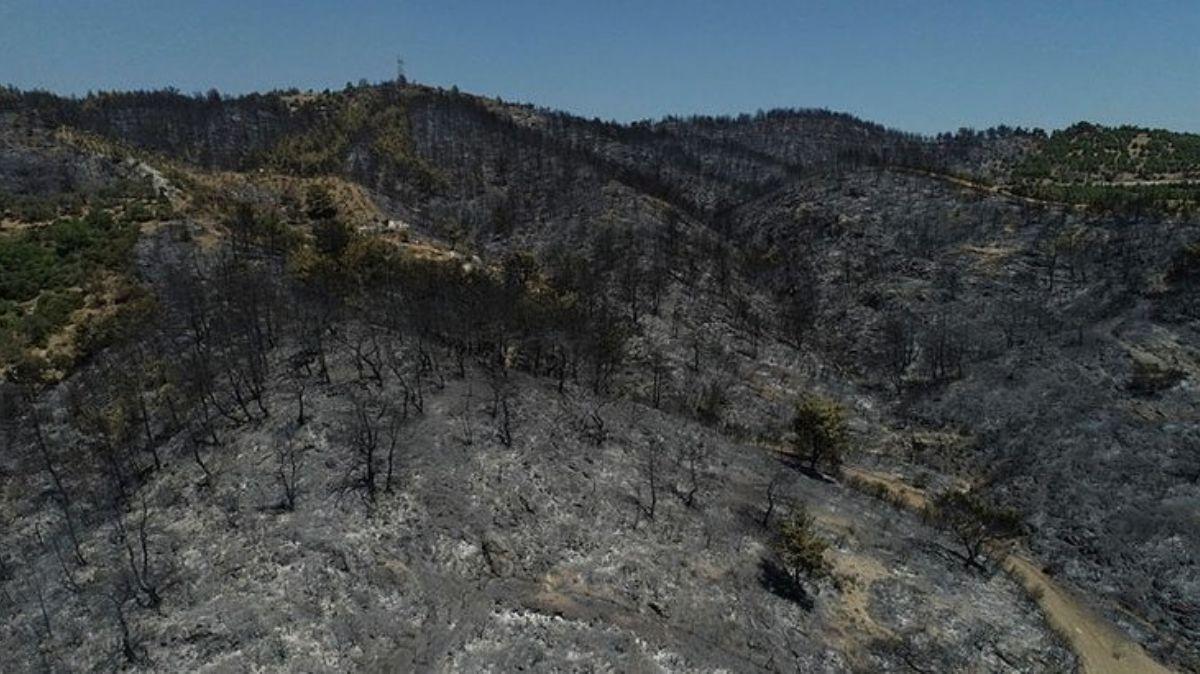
left=1, top=343, right=1073, bottom=672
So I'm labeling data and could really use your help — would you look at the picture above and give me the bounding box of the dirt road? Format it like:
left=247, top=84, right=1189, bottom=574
left=890, top=167, right=1082, bottom=209
left=842, top=467, right=1177, bottom=674
left=1005, top=555, right=1174, bottom=674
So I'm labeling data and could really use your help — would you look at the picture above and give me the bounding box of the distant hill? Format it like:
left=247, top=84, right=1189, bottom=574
left=1016, top=122, right=1200, bottom=183
left=1000, top=122, right=1200, bottom=213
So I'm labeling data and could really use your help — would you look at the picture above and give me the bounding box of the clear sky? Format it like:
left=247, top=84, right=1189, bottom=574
left=1, top=1, right=1197, bottom=134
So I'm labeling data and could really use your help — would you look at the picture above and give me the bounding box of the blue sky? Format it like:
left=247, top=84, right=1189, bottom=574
left=1, top=1, right=1197, bottom=134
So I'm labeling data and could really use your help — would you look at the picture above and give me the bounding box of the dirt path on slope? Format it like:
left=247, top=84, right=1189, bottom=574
left=891, top=167, right=1082, bottom=209
left=841, top=467, right=1176, bottom=674
left=1004, top=555, right=1174, bottom=674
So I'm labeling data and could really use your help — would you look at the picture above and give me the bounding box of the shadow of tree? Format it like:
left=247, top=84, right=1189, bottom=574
left=772, top=452, right=837, bottom=484
left=913, top=536, right=999, bottom=577
left=794, top=464, right=837, bottom=484
left=759, top=557, right=813, bottom=609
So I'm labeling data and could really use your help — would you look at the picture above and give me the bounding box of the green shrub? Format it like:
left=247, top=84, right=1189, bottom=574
left=791, top=394, right=848, bottom=473
left=0, top=207, right=141, bottom=363
left=0, top=236, right=61, bottom=300
left=774, top=505, right=831, bottom=586
left=21, top=289, right=82, bottom=344
left=263, top=89, right=445, bottom=191
left=125, top=200, right=154, bottom=222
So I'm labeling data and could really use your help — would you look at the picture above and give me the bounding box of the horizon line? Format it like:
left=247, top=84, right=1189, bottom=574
left=3, top=78, right=1196, bottom=139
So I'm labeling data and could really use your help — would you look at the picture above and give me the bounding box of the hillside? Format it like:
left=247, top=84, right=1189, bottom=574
left=1015, top=123, right=1200, bottom=184
left=0, top=82, right=1197, bottom=672
left=929, top=121, right=1200, bottom=214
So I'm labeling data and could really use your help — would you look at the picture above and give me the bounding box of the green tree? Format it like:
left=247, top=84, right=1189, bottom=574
left=774, top=505, right=830, bottom=588
left=305, top=185, right=338, bottom=222
left=791, top=394, right=848, bottom=473
left=225, top=201, right=259, bottom=255
left=311, top=217, right=354, bottom=259
left=306, top=186, right=353, bottom=260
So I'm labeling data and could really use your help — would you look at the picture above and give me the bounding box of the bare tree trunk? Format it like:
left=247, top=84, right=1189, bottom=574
left=190, top=434, right=213, bottom=485
left=29, top=411, right=85, bottom=566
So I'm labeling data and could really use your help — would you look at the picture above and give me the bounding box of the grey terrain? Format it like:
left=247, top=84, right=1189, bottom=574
left=0, top=83, right=1196, bottom=671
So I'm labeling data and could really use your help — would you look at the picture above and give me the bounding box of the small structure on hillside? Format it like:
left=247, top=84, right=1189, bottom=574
left=359, top=217, right=412, bottom=236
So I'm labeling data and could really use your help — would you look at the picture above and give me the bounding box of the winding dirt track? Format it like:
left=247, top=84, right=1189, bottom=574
left=841, top=467, right=1176, bottom=674
left=890, top=167, right=1082, bottom=209
left=1004, top=555, right=1173, bottom=674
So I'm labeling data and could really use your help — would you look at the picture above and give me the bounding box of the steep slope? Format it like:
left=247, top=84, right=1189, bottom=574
left=726, top=168, right=1200, bottom=669
left=0, top=211, right=1075, bottom=672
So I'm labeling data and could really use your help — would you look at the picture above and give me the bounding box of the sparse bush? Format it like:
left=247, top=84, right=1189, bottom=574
left=694, top=379, right=728, bottom=426
left=920, top=310, right=968, bottom=382
left=275, top=438, right=306, bottom=511
left=125, top=200, right=153, bottom=223
left=637, top=438, right=665, bottom=520
left=845, top=473, right=909, bottom=510
left=1165, top=242, right=1200, bottom=286
left=929, top=489, right=1021, bottom=570
left=876, top=309, right=917, bottom=393
left=761, top=471, right=792, bottom=528
left=1128, top=355, right=1183, bottom=395
left=674, top=441, right=709, bottom=508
